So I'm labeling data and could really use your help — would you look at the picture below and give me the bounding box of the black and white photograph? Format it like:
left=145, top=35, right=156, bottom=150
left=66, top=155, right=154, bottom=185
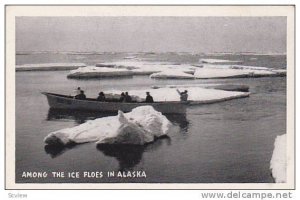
left=5, top=5, right=294, bottom=189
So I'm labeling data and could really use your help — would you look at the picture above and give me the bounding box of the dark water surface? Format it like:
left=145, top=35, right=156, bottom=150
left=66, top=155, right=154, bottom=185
left=15, top=53, right=286, bottom=183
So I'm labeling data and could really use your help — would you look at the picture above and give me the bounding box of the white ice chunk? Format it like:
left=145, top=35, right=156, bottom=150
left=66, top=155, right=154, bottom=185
left=16, top=63, right=86, bottom=71
left=270, top=134, right=286, bottom=183
left=271, top=69, right=287, bottom=76
left=199, top=58, right=242, bottom=63
left=249, top=57, right=258, bottom=60
left=123, top=56, right=138, bottom=59
left=67, top=66, right=133, bottom=78
left=194, top=68, right=251, bottom=79
left=96, top=61, right=197, bottom=75
left=194, top=64, right=282, bottom=79
left=44, top=106, right=171, bottom=145
left=150, top=70, right=195, bottom=79
left=201, top=64, right=270, bottom=70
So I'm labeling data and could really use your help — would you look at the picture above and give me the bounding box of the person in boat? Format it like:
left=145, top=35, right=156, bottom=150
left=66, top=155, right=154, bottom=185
left=145, top=92, right=154, bottom=103
left=75, top=90, right=86, bottom=100
left=71, top=87, right=82, bottom=97
left=124, top=92, right=132, bottom=102
left=97, top=92, right=106, bottom=101
left=176, top=89, right=188, bottom=102
left=119, top=92, right=125, bottom=102
left=75, top=87, right=81, bottom=95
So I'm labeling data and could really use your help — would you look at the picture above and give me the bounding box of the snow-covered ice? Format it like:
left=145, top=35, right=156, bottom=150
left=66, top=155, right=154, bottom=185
left=270, top=134, right=286, bottom=183
left=105, top=87, right=250, bottom=104
left=194, top=64, right=285, bottom=79
left=63, top=60, right=286, bottom=79
left=194, top=68, right=251, bottom=79
left=123, top=56, right=138, bottom=59
left=67, top=66, right=133, bottom=78
left=199, top=58, right=242, bottom=64
left=44, top=106, right=171, bottom=146
left=150, top=70, right=195, bottom=79
left=96, top=61, right=197, bottom=75
left=16, top=63, right=86, bottom=71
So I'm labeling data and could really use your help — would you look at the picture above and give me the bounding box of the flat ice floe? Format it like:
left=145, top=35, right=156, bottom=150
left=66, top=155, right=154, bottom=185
left=16, top=63, right=86, bottom=71
left=105, top=87, right=249, bottom=104
left=194, top=68, right=251, bottom=79
left=44, top=106, right=171, bottom=146
left=194, top=64, right=286, bottom=79
left=270, top=134, right=286, bottom=183
left=199, top=58, right=242, bottom=64
left=150, top=70, right=195, bottom=79
left=67, top=61, right=285, bottom=79
left=67, top=66, right=133, bottom=78
left=96, top=61, right=197, bottom=75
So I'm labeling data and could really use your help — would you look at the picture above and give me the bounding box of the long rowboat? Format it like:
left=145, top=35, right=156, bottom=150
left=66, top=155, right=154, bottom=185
left=42, top=92, right=188, bottom=114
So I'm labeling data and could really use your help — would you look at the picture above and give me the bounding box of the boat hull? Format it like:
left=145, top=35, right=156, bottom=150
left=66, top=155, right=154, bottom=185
left=43, top=92, right=187, bottom=114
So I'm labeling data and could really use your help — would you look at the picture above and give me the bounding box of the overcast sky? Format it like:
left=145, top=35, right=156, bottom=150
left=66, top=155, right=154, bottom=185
left=16, top=17, right=286, bottom=53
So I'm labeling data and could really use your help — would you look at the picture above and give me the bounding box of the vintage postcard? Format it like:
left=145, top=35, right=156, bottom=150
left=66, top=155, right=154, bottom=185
left=5, top=5, right=295, bottom=189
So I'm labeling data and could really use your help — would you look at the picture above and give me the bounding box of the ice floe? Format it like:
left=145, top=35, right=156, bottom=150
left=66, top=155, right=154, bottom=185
left=194, top=68, right=251, bottom=79
left=194, top=64, right=285, bottom=79
left=96, top=61, right=197, bottom=75
left=270, top=134, right=286, bottom=183
left=105, top=87, right=249, bottom=104
left=67, top=66, right=133, bottom=78
left=150, top=70, right=195, bottom=79
left=123, top=56, right=138, bottom=59
left=65, top=61, right=285, bottom=79
left=16, top=63, right=86, bottom=71
left=199, top=58, right=242, bottom=64
left=44, top=106, right=171, bottom=146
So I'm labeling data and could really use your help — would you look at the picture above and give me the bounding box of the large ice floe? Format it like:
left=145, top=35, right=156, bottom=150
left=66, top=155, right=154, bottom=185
left=96, top=61, right=197, bottom=75
left=44, top=106, right=171, bottom=146
left=199, top=58, right=242, bottom=64
left=67, top=66, right=134, bottom=78
left=194, top=64, right=286, bottom=79
left=105, top=87, right=249, bottom=104
left=270, top=134, right=286, bottom=183
left=66, top=60, right=286, bottom=79
left=16, top=63, right=86, bottom=71
left=150, top=70, right=195, bottom=79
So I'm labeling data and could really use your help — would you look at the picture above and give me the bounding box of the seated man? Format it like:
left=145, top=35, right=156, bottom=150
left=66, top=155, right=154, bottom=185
left=124, top=92, right=132, bottom=102
left=119, top=92, right=125, bottom=102
left=97, top=92, right=106, bottom=101
left=145, top=92, right=154, bottom=103
left=75, top=90, right=86, bottom=100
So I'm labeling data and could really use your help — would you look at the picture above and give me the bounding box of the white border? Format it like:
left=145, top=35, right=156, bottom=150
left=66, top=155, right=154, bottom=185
left=5, top=5, right=295, bottom=190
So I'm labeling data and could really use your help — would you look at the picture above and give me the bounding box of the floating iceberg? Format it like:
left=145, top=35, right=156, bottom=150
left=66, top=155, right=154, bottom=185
left=106, top=87, right=249, bottom=104
left=44, top=106, right=171, bottom=146
left=270, top=134, right=286, bottom=183
left=16, top=63, right=86, bottom=71
left=67, top=66, right=133, bottom=78
left=199, top=58, right=242, bottom=64
left=150, top=70, right=195, bottom=79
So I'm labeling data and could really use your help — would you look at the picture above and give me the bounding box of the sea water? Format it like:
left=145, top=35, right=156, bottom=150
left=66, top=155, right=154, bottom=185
left=15, top=52, right=286, bottom=183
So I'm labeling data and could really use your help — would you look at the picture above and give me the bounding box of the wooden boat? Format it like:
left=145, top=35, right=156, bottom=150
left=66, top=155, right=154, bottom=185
left=42, top=92, right=188, bottom=114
